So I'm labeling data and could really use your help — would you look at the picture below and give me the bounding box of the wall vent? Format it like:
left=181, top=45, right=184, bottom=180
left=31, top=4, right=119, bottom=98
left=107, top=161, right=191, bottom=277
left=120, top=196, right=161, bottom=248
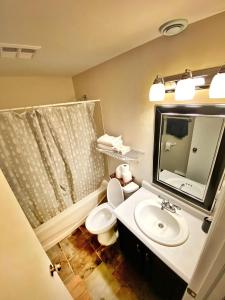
left=0, top=43, right=41, bottom=59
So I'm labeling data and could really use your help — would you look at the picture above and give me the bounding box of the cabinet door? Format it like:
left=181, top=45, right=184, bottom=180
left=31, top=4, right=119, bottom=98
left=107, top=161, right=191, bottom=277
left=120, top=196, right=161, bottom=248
left=118, top=221, right=144, bottom=271
left=118, top=221, right=187, bottom=300
left=144, top=247, right=187, bottom=300
left=143, top=248, right=154, bottom=278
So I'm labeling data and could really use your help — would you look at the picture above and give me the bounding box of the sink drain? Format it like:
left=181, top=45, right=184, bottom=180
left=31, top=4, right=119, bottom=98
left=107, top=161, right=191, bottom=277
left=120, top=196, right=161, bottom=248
left=158, top=222, right=164, bottom=228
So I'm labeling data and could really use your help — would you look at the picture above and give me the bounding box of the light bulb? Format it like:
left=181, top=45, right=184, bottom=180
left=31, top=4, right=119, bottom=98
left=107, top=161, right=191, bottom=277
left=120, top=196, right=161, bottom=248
left=175, top=69, right=195, bottom=101
left=209, top=72, right=225, bottom=99
left=149, top=76, right=165, bottom=101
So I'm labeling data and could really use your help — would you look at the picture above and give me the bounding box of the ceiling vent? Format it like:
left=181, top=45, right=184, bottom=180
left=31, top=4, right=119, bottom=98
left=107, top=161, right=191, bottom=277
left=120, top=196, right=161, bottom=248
left=0, top=43, right=41, bottom=59
left=159, top=19, right=188, bottom=36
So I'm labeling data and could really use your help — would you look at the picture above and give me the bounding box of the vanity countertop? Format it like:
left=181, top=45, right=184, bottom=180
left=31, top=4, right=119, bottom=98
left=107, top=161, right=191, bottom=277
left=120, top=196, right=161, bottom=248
left=114, top=187, right=207, bottom=283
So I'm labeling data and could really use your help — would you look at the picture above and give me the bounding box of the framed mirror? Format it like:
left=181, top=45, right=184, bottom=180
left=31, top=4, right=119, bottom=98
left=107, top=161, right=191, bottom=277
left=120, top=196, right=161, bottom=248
left=153, top=105, right=225, bottom=211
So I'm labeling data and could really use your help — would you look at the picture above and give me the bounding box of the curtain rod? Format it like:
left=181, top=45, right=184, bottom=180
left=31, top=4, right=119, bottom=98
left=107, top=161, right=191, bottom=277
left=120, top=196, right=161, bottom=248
left=0, top=99, right=100, bottom=113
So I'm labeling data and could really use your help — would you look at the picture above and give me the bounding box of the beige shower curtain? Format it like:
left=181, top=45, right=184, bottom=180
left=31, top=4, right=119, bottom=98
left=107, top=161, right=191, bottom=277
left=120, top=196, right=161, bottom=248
left=0, top=103, right=104, bottom=228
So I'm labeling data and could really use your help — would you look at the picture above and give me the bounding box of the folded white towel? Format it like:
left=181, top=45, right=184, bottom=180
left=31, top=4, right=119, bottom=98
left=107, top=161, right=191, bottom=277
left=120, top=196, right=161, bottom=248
left=97, top=143, right=114, bottom=151
left=97, top=134, right=122, bottom=147
left=97, top=143, right=130, bottom=155
left=115, top=145, right=131, bottom=155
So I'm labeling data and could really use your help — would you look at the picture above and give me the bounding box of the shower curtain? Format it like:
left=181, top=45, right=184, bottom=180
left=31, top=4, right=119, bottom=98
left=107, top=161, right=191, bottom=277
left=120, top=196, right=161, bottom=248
left=0, top=103, right=104, bottom=228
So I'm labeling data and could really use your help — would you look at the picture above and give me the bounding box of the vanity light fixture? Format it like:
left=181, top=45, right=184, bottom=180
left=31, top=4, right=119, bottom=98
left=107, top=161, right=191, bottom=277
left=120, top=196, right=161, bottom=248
left=193, top=76, right=205, bottom=87
left=209, top=65, right=225, bottom=99
left=149, top=75, right=165, bottom=102
left=175, top=69, right=195, bottom=101
left=149, top=64, right=225, bottom=102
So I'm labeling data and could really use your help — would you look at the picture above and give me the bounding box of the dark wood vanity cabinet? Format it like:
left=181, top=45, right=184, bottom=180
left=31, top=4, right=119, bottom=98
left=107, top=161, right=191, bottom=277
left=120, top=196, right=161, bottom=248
left=118, top=221, right=187, bottom=300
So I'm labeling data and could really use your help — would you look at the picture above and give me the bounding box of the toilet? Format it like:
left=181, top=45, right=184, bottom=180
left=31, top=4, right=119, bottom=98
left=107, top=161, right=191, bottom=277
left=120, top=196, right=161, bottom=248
left=85, top=178, right=124, bottom=246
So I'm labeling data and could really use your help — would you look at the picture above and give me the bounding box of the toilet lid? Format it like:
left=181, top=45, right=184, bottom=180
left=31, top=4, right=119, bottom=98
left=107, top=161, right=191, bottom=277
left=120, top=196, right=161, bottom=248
left=107, top=178, right=124, bottom=208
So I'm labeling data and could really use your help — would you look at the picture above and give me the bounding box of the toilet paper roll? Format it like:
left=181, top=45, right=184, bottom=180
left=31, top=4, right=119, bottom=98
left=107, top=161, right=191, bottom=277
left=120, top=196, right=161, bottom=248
left=116, top=165, right=122, bottom=179
left=121, top=164, right=129, bottom=174
left=122, top=170, right=132, bottom=183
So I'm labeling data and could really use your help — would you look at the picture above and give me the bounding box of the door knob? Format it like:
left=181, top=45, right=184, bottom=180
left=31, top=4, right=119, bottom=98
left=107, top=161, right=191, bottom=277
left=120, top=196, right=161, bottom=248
left=192, top=147, right=198, bottom=153
left=145, top=252, right=150, bottom=261
left=49, top=263, right=61, bottom=277
left=136, top=244, right=141, bottom=253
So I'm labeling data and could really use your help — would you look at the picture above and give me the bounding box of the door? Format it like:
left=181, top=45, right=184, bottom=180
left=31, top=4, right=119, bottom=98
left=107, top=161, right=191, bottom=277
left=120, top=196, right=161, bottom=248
left=186, top=117, right=223, bottom=185
left=182, top=181, right=225, bottom=300
left=206, top=270, right=225, bottom=300
left=0, top=170, right=72, bottom=300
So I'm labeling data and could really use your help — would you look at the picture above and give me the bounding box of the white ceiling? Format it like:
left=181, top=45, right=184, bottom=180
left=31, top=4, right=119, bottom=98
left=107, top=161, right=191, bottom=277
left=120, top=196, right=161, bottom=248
left=0, top=0, right=225, bottom=76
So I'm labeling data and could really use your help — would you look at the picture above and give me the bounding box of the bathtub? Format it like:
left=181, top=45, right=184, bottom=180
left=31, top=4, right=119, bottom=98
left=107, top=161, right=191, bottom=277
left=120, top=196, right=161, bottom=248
left=35, top=180, right=107, bottom=251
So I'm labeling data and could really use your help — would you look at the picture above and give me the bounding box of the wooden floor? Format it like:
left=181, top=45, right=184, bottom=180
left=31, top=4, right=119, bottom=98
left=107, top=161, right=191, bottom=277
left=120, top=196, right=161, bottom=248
left=47, top=225, right=158, bottom=300
left=66, top=275, right=90, bottom=300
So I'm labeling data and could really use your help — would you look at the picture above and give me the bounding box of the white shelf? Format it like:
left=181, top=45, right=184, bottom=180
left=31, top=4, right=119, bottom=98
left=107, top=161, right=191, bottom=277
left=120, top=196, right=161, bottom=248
left=96, top=148, right=144, bottom=162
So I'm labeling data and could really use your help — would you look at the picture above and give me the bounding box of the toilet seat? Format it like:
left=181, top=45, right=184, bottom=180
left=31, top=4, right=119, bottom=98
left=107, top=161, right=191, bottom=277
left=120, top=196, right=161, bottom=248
left=107, top=177, right=124, bottom=208
left=85, top=203, right=116, bottom=234
left=85, top=178, right=124, bottom=237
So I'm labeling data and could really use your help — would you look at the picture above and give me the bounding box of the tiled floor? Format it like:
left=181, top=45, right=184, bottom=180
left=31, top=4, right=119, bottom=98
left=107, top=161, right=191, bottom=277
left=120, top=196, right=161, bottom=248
left=47, top=225, right=159, bottom=300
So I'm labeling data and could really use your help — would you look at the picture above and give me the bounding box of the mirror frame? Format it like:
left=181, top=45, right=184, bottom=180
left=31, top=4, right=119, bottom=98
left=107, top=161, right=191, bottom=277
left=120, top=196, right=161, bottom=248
left=153, top=104, right=225, bottom=211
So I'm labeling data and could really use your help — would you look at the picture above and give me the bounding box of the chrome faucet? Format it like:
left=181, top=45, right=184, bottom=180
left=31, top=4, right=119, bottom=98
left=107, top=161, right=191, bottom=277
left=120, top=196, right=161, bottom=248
left=179, top=183, right=185, bottom=190
left=180, top=182, right=192, bottom=190
left=160, top=198, right=181, bottom=213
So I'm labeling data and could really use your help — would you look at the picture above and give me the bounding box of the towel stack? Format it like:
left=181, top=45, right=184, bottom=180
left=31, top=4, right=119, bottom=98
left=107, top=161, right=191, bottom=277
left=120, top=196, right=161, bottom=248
left=97, top=134, right=131, bottom=155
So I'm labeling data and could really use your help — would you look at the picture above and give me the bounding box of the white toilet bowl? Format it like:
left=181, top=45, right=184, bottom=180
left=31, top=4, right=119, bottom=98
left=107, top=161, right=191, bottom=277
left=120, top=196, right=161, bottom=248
left=85, top=178, right=124, bottom=246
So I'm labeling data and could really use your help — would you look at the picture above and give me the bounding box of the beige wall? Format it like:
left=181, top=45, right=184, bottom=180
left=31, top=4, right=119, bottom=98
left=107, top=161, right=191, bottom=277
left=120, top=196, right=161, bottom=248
left=0, top=76, right=75, bottom=109
left=73, top=12, right=225, bottom=183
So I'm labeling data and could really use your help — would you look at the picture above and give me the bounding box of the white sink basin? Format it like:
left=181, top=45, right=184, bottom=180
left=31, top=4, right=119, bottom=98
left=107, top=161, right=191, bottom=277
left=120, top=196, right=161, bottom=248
left=134, top=199, right=189, bottom=246
left=180, top=184, right=204, bottom=199
left=159, top=171, right=206, bottom=200
left=166, top=178, right=205, bottom=199
left=165, top=177, right=185, bottom=188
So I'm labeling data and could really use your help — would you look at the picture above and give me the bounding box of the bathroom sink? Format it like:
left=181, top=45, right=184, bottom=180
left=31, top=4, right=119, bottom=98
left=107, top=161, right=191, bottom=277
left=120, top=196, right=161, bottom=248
left=159, top=171, right=205, bottom=199
left=165, top=177, right=185, bottom=188
left=166, top=178, right=205, bottom=199
left=180, top=184, right=205, bottom=199
left=134, top=199, right=189, bottom=246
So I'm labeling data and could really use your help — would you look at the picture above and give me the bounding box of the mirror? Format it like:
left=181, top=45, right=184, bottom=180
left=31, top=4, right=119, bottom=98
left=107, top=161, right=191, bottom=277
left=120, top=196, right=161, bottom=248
left=159, top=115, right=223, bottom=201
left=153, top=105, right=225, bottom=211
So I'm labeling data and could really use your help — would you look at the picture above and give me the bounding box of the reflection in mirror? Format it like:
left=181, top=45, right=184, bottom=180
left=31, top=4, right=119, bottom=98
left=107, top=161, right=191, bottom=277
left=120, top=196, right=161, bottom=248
left=158, top=115, right=224, bottom=201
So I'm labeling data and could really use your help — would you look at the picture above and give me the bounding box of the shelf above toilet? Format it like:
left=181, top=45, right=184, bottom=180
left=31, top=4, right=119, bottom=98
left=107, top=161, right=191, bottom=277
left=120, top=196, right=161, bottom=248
left=96, top=148, right=144, bottom=162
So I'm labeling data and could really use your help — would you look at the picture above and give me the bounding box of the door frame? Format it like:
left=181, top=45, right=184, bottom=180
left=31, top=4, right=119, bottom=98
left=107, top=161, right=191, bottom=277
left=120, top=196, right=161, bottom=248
left=183, top=179, right=225, bottom=299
